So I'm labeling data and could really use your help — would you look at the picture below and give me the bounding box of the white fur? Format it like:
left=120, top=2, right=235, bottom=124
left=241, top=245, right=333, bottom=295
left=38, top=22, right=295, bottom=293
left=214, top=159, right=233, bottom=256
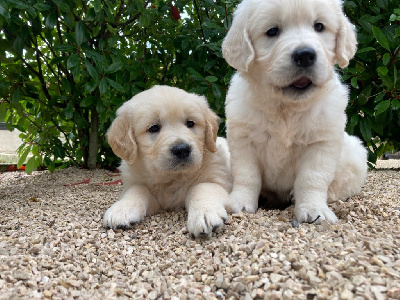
left=222, top=0, right=368, bottom=223
left=103, top=86, right=232, bottom=237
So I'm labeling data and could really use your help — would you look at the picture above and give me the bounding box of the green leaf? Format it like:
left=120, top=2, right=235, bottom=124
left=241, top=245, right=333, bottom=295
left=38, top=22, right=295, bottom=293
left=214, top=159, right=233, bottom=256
left=0, top=102, right=7, bottom=121
left=67, top=53, right=80, bottom=69
left=188, top=67, right=203, bottom=79
left=52, top=0, right=70, bottom=12
left=25, top=156, right=36, bottom=175
left=375, top=100, right=390, bottom=115
left=44, top=157, right=55, bottom=173
left=382, top=53, right=390, bottom=66
left=93, top=0, right=101, bottom=13
left=5, top=0, right=36, bottom=17
left=106, top=62, right=122, bottom=73
left=71, top=64, right=81, bottom=79
left=380, top=74, right=393, bottom=90
left=357, top=85, right=372, bottom=106
left=81, top=96, right=95, bottom=107
left=64, top=103, right=74, bottom=119
left=351, top=77, right=359, bottom=89
left=17, top=146, right=31, bottom=168
left=106, top=78, right=124, bottom=92
left=0, top=5, right=11, bottom=22
left=360, top=118, right=372, bottom=142
left=33, top=3, right=51, bottom=11
left=74, top=112, right=89, bottom=129
left=85, top=60, right=99, bottom=79
left=372, top=26, right=390, bottom=51
left=205, top=76, right=218, bottom=83
left=11, top=89, right=20, bottom=104
left=45, top=11, right=57, bottom=28
left=391, top=99, right=400, bottom=110
left=376, top=0, right=387, bottom=9
left=212, top=84, right=222, bottom=100
left=75, top=21, right=87, bottom=46
left=357, top=47, right=375, bottom=54
left=54, top=44, right=75, bottom=52
left=377, top=67, right=388, bottom=76
left=13, top=37, right=23, bottom=57
left=99, top=77, right=108, bottom=94
left=85, top=80, right=99, bottom=94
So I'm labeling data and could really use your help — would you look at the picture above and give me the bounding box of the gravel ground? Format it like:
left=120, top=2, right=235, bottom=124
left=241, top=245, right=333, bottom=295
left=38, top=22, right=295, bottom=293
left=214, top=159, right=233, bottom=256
left=0, top=160, right=399, bottom=300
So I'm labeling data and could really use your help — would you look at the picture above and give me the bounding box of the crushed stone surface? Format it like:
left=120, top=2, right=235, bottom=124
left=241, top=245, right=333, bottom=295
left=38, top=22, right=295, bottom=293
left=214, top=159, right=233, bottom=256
left=0, top=161, right=399, bottom=299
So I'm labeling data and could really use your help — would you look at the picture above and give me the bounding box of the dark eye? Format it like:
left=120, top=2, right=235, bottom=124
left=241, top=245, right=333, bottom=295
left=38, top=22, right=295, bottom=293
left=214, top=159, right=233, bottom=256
left=186, top=120, right=195, bottom=128
left=148, top=124, right=160, bottom=133
left=266, top=27, right=279, bottom=37
left=314, top=22, right=324, bottom=32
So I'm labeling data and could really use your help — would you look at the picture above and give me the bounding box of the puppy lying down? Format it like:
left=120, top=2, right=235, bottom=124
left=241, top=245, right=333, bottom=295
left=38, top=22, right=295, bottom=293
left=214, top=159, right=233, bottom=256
left=103, top=85, right=232, bottom=237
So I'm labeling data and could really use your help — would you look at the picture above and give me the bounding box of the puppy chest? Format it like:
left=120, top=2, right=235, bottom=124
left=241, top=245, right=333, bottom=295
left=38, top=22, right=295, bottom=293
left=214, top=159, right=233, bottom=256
left=255, top=135, right=300, bottom=191
left=152, top=183, right=190, bottom=211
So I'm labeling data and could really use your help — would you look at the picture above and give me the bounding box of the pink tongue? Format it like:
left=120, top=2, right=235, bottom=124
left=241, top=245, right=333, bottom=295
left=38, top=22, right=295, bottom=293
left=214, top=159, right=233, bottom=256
left=292, top=77, right=311, bottom=88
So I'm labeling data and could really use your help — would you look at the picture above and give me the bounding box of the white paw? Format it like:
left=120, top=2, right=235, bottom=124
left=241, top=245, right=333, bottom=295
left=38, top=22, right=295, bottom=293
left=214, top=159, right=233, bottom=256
left=103, top=200, right=146, bottom=230
left=295, top=202, right=338, bottom=224
left=187, top=205, right=228, bottom=238
left=226, top=189, right=258, bottom=213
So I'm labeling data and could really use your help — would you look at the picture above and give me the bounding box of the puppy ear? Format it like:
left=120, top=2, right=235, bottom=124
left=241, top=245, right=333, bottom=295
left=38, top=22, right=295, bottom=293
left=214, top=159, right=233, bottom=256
left=336, top=13, right=357, bottom=68
left=204, top=107, right=219, bottom=153
left=222, top=12, right=255, bottom=72
left=107, top=113, right=137, bottom=165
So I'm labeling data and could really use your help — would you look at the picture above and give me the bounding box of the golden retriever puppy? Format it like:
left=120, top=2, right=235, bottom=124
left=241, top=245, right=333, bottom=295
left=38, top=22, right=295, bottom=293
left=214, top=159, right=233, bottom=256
left=103, top=86, right=232, bottom=237
left=222, top=0, right=368, bottom=223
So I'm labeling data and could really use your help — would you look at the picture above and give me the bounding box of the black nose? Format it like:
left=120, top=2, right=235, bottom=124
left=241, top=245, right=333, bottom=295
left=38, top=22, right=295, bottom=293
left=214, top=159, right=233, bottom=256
left=171, top=143, right=191, bottom=159
left=292, top=48, right=316, bottom=68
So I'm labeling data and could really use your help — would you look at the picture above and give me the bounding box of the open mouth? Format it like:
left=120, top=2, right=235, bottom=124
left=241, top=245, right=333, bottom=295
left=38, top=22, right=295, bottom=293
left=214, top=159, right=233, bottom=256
left=289, top=76, right=313, bottom=90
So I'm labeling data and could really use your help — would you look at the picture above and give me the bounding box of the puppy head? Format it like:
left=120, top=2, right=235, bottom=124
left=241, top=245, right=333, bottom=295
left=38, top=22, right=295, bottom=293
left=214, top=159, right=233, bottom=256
left=107, top=85, right=219, bottom=174
left=222, top=0, right=357, bottom=100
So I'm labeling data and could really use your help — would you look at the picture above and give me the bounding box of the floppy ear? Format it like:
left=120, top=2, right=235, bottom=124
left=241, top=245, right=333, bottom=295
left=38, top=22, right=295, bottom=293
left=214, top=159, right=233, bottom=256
left=204, top=107, right=219, bottom=153
left=222, top=11, right=255, bottom=72
left=107, top=113, right=137, bottom=165
left=336, top=12, right=357, bottom=68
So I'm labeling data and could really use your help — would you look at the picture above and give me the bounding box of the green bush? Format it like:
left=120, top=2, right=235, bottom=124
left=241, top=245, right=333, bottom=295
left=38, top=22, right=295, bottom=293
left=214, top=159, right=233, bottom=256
left=0, top=0, right=398, bottom=173
left=344, top=0, right=400, bottom=165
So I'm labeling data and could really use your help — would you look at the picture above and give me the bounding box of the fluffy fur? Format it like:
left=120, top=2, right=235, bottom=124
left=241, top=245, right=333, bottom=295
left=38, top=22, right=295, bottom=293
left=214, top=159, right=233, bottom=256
left=103, top=86, right=232, bottom=237
left=222, top=0, right=368, bottom=223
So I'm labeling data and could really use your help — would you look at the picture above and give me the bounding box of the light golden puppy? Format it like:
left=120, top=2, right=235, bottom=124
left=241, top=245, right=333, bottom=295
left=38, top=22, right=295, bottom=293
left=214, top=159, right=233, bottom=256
left=103, top=86, right=232, bottom=237
left=222, top=0, right=368, bottom=223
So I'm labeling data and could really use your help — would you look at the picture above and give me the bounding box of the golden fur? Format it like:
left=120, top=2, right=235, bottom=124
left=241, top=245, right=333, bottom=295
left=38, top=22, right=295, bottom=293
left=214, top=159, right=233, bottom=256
left=103, top=86, right=232, bottom=237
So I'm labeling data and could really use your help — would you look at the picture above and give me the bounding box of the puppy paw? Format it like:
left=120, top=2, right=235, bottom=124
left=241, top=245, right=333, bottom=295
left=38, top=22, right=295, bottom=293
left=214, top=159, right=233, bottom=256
left=295, top=202, right=338, bottom=224
left=187, top=205, right=228, bottom=238
left=103, top=200, right=146, bottom=230
left=226, top=190, right=258, bottom=213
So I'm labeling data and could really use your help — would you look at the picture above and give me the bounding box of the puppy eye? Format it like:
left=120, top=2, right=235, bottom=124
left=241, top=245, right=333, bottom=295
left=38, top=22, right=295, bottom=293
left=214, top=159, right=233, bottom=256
left=314, top=22, right=324, bottom=32
left=148, top=124, right=161, bottom=133
left=186, top=120, right=195, bottom=128
left=266, top=27, right=279, bottom=37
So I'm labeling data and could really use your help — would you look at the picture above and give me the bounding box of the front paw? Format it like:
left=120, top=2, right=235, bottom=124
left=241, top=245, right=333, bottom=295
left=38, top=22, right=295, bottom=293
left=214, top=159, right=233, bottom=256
left=187, top=205, right=228, bottom=238
left=103, top=200, right=146, bottom=230
left=226, top=189, right=258, bottom=213
left=294, top=202, right=338, bottom=224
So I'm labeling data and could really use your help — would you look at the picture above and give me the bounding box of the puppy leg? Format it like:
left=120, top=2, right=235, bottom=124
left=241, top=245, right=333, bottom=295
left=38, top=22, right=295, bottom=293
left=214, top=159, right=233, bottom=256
left=186, top=183, right=228, bottom=237
left=227, top=136, right=262, bottom=213
left=294, top=142, right=340, bottom=223
left=103, top=185, right=158, bottom=230
left=329, top=133, right=368, bottom=201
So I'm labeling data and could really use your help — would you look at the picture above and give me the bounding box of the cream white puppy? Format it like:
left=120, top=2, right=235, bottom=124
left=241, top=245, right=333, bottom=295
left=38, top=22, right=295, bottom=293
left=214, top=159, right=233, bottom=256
left=222, top=0, right=368, bottom=223
left=103, top=86, right=232, bottom=237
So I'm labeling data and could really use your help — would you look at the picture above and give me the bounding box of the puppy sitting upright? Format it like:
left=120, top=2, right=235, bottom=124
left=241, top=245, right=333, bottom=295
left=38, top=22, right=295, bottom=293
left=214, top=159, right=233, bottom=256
left=103, top=86, right=232, bottom=237
left=222, top=0, right=368, bottom=223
